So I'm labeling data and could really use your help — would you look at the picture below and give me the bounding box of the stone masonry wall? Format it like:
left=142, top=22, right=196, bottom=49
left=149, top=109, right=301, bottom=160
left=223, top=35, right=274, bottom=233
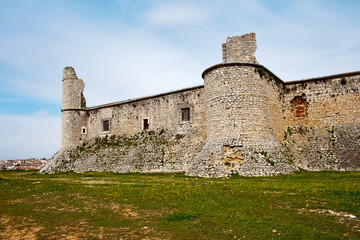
left=283, top=73, right=360, bottom=170
left=62, top=67, right=86, bottom=110
left=41, top=129, right=205, bottom=174
left=84, top=86, right=205, bottom=140
left=223, top=33, right=258, bottom=64
left=203, top=65, right=277, bottom=143
left=62, top=110, right=88, bottom=149
left=61, top=67, right=87, bottom=148
left=43, top=86, right=206, bottom=173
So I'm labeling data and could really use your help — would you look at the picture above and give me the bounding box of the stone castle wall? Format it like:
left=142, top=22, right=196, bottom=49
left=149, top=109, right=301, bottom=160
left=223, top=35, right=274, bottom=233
left=42, top=33, right=360, bottom=177
left=40, top=129, right=206, bottom=174
left=284, top=73, right=360, bottom=126
left=283, top=73, right=360, bottom=170
left=42, top=82, right=207, bottom=174
left=84, top=86, right=205, bottom=140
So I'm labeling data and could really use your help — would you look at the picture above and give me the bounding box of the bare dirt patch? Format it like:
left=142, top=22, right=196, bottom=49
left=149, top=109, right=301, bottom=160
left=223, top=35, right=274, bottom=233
left=0, top=215, right=44, bottom=240
left=109, top=203, right=139, bottom=218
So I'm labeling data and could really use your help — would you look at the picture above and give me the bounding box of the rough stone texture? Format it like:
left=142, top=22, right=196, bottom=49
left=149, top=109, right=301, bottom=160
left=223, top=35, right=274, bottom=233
left=284, top=124, right=360, bottom=171
left=284, top=74, right=360, bottom=127
left=84, top=86, right=205, bottom=140
left=41, top=33, right=360, bottom=177
left=62, top=67, right=86, bottom=110
left=202, top=64, right=283, bottom=143
left=186, top=141, right=297, bottom=178
left=40, top=130, right=205, bottom=173
left=223, top=33, right=258, bottom=64
left=282, top=73, right=360, bottom=171
left=62, top=67, right=87, bottom=148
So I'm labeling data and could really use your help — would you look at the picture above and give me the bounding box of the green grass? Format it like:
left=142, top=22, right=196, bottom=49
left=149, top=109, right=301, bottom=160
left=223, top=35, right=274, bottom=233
left=1, top=170, right=359, bottom=239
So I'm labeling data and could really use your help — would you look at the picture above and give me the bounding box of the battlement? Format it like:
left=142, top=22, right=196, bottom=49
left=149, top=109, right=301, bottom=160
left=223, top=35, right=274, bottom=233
left=222, top=32, right=258, bottom=64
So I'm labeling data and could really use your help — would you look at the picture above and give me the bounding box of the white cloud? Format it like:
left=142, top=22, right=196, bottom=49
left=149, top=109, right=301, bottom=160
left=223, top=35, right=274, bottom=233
left=0, top=114, right=61, bottom=160
left=144, top=2, right=208, bottom=26
left=0, top=0, right=359, bottom=160
left=0, top=2, right=206, bottom=108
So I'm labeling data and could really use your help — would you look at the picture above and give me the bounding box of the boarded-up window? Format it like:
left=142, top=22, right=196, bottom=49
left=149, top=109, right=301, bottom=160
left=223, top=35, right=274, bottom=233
left=102, top=119, right=110, bottom=132
left=291, top=96, right=307, bottom=118
left=181, top=108, right=190, bottom=121
left=143, top=119, right=149, bottom=130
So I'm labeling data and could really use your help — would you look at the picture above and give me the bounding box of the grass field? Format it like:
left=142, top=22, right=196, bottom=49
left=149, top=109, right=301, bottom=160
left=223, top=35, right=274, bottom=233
left=1, top=170, right=359, bottom=239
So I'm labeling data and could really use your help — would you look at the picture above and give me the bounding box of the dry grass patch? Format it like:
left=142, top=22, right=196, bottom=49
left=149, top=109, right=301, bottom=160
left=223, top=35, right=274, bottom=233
left=0, top=215, right=44, bottom=240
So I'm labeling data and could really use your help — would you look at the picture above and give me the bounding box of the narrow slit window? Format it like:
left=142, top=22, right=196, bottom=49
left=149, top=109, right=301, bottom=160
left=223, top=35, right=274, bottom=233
left=143, top=119, right=149, bottom=130
left=81, top=127, right=87, bottom=134
left=102, top=119, right=110, bottom=132
left=181, top=108, right=190, bottom=121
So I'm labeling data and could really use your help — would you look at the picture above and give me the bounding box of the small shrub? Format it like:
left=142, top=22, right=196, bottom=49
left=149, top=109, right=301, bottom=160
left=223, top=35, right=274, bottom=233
left=340, top=78, right=347, bottom=85
left=265, top=158, right=275, bottom=166
left=258, top=68, right=265, bottom=77
left=298, top=126, right=306, bottom=135
left=287, top=127, right=293, bottom=136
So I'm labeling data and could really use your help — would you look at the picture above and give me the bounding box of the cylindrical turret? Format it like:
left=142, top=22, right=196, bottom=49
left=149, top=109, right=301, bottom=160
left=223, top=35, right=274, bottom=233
left=62, top=67, right=86, bottom=110
left=203, top=33, right=273, bottom=144
left=188, top=33, right=290, bottom=177
left=203, top=64, right=272, bottom=144
left=61, top=67, right=87, bottom=148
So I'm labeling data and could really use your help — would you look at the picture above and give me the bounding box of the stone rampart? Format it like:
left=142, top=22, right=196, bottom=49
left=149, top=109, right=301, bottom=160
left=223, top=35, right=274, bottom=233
left=41, top=129, right=205, bottom=174
left=283, top=72, right=360, bottom=170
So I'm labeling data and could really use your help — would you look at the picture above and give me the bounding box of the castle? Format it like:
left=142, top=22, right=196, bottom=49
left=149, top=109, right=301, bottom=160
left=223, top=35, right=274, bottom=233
left=41, top=33, right=360, bottom=177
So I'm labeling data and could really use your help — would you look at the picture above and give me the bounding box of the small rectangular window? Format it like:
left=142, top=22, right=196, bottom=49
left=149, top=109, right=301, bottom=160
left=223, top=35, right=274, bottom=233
left=181, top=108, right=190, bottom=121
left=143, top=119, right=149, bottom=130
left=81, top=127, right=87, bottom=134
left=102, top=119, right=110, bottom=132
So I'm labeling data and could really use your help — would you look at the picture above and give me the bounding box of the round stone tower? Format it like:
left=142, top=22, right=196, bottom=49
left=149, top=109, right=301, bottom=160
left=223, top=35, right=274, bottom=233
left=203, top=33, right=272, bottom=144
left=61, top=66, right=87, bottom=149
left=188, top=33, right=295, bottom=177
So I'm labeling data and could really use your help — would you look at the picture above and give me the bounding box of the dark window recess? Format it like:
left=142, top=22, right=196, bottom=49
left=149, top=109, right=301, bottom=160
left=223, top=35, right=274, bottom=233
left=181, top=108, right=190, bottom=121
left=102, top=120, right=110, bottom=132
left=82, top=128, right=86, bottom=134
left=143, top=119, right=149, bottom=130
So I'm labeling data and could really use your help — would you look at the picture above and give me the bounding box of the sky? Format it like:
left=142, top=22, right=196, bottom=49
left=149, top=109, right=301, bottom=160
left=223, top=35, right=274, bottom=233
left=0, top=0, right=359, bottom=160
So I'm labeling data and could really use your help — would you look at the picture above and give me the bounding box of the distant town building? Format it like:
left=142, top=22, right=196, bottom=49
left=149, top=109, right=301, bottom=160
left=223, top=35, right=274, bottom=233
left=1, top=158, right=49, bottom=170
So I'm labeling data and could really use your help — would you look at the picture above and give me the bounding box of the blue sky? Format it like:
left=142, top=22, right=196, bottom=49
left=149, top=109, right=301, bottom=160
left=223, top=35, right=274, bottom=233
left=0, top=0, right=359, bottom=160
